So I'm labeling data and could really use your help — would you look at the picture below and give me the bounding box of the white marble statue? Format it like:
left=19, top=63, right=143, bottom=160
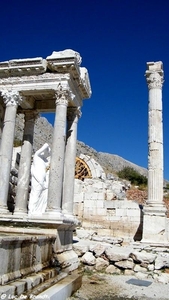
left=28, top=143, right=51, bottom=215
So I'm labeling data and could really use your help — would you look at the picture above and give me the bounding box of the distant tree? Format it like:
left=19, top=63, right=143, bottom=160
left=117, top=167, right=147, bottom=186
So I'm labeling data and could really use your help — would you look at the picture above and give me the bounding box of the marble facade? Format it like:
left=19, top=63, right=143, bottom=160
left=0, top=49, right=91, bottom=295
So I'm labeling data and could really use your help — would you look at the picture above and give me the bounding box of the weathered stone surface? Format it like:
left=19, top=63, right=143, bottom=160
left=90, top=243, right=106, bottom=257
left=105, top=246, right=132, bottom=262
left=131, top=251, right=156, bottom=264
left=95, top=257, right=109, bottom=271
left=76, top=229, right=94, bottom=240
left=155, top=252, right=169, bottom=270
left=92, top=235, right=123, bottom=245
left=81, top=252, right=96, bottom=266
left=115, top=259, right=134, bottom=270
left=105, top=265, right=121, bottom=275
left=73, top=242, right=89, bottom=257
left=156, top=273, right=169, bottom=284
left=134, top=264, right=147, bottom=273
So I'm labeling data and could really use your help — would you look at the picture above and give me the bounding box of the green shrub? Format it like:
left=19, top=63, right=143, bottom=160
left=117, top=167, right=147, bottom=186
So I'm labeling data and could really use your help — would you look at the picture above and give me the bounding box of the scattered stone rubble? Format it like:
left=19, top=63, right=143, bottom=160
left=73, top=229, right=169, bottom=284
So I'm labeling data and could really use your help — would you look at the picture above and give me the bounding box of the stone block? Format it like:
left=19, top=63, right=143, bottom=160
left=74, top=192, right=84, bottom=203
left=10, top=280, right=26, bottom=295
left=81, top=252, right=96, bottom=266
left=56, top=250, right=79, bottom=272
left=0, top=285, right=15, bottom=298
left=115, top=259, right=134, bottom=270
left=105, top=265, right=121, bottom=274
left=127, top=209, right=140, bottom=217
left=116, top=208, right=127, bottom=217
left=95, top=257, right=109, bottom=271
left=105, top=246, right=132, bottom=262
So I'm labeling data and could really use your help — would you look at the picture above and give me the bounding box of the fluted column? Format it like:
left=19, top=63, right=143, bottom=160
left=46, top=86, right=68, bottom=217
left=14, top=111, right=38, bottom=215
left=0, top=104, right=4, bottom=150
left=0, top=90, right=22, bottom=213
left=62, top=107, right=81, bottom=216
left=142, top=61, right=167, bottom=243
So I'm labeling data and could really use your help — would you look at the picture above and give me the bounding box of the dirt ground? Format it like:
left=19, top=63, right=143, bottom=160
left=67, top=272, right=169, bottom=300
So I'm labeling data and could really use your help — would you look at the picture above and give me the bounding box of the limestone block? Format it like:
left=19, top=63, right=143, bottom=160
left=105, top=265, right=121, bottom=274
left=131, top=251, right=156, bottom=264
left=105, top=246, right=132, bottom=262
left=116, top=208, right=127, bottom=217
left=124, top=269, right=135, bottom=276
left=95, top=257, right=109, bottom=271
left=10, top=280, right=26, bottom=296
left=92, top=181, right=105, bottom=190
left=56, top=250, right=79, bottom=272
left=134, top=264, right=147, bottom=273
left=90, top=243, right=106, bottom=257
left=156, top=273, right=169, bottom=284
left=155, top=252, right=169, bottom=270
left=74, top=192, right=84, bottom=203
left=0, top=285, right=15, bottom=298
left=106, top=191, right=116, bottom=200
left=127, top=209, right=140, bottom=217
left=135, top=272, right=148, bottom=280
left=148, top=264, right=155, bottom=271
left=76, top=229, right=93, bottom=240
left=81, top=252, right=96, bottom=266
left=115, top=259, right=134, bottom=270
left=73, top=242, right=89, bottom=257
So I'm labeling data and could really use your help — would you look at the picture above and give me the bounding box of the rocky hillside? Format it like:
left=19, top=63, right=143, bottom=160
left=15, top=114, right=147, bottom=177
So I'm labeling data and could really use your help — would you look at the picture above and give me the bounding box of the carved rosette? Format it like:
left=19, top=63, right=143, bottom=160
left=67, top=107, right=82, bottom=122
left=1, top=90, right=23, bottom=106
left=146, top=71, right=164, bottom=89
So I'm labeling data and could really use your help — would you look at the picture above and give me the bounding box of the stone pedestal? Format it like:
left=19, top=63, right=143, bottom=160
left=142, top=61, right=167, bottom=243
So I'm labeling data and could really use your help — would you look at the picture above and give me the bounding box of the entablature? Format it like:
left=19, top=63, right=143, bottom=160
left=0, top=49, right=92, bottom=113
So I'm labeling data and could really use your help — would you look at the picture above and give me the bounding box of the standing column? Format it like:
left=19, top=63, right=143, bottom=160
left=62, top=107, right=81, bottom=217
left=0, top=90, right=22, bottom=213
left=0, top=103, right=4, bottom=150
left=46, top=85, right=68, bottom=218
left=14, top=111, right=38, bottom=216
left=142, top=61, right=167, bottom=243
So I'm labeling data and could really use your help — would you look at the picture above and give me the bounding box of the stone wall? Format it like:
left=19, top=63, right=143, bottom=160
left=74, top=178, right=143, bottom=241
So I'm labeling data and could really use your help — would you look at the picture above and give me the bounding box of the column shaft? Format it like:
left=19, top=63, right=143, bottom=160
left=62, top=107, right=81, bottom=215
left=14, top=111, right=37, bottom=215
left=142, top=61, right=167, bottom=243
left=0, top=91, right=22, bottom=212
left=47, top=90, right=68, bottom=214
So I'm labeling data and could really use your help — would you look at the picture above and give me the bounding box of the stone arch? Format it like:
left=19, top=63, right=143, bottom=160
left=75, top=157, right=92, bottom=181
left=75, top=154, right=106, bottom=181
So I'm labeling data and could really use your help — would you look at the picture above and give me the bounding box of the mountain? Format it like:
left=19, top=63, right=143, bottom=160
left=15, top=115, right=147, bottom=177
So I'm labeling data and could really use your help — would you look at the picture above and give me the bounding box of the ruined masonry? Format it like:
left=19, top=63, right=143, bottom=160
left=0, top=50, right=91, bottom=298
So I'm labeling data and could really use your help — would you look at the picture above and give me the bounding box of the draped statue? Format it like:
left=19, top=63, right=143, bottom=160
left=28, top=143, right=51, bottom=215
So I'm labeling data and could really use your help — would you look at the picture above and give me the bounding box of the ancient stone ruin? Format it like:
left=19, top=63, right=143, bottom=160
left=0, top=49, right=91, bottom=298
left=0, top=55, right=169, bottom=298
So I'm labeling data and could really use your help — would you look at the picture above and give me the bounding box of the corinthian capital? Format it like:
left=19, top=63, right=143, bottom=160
left=1, top=90, right=23, bottom=106
left=55, top=83, right=75, bottom=106
left=145, top=61, right=164, bottom=89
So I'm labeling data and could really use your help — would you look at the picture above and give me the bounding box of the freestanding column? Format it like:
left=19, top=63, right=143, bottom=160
left=62, top=107, right=81, bottom=216
left=0, top=104, right=4, bottom=150
left=142, top=61, right=167, bottom=243
left=14, top=111, right=38, bottom=215
left=0, top=90, right=22, bottom=213
left=46, top=85, right=68, bottom=217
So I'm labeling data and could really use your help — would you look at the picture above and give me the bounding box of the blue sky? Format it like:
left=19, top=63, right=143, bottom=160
left=1, top=0, right=169, bottom=179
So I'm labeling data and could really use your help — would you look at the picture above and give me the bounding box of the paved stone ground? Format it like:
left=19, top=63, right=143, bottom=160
left=67, top=273, right=169, bottom=300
